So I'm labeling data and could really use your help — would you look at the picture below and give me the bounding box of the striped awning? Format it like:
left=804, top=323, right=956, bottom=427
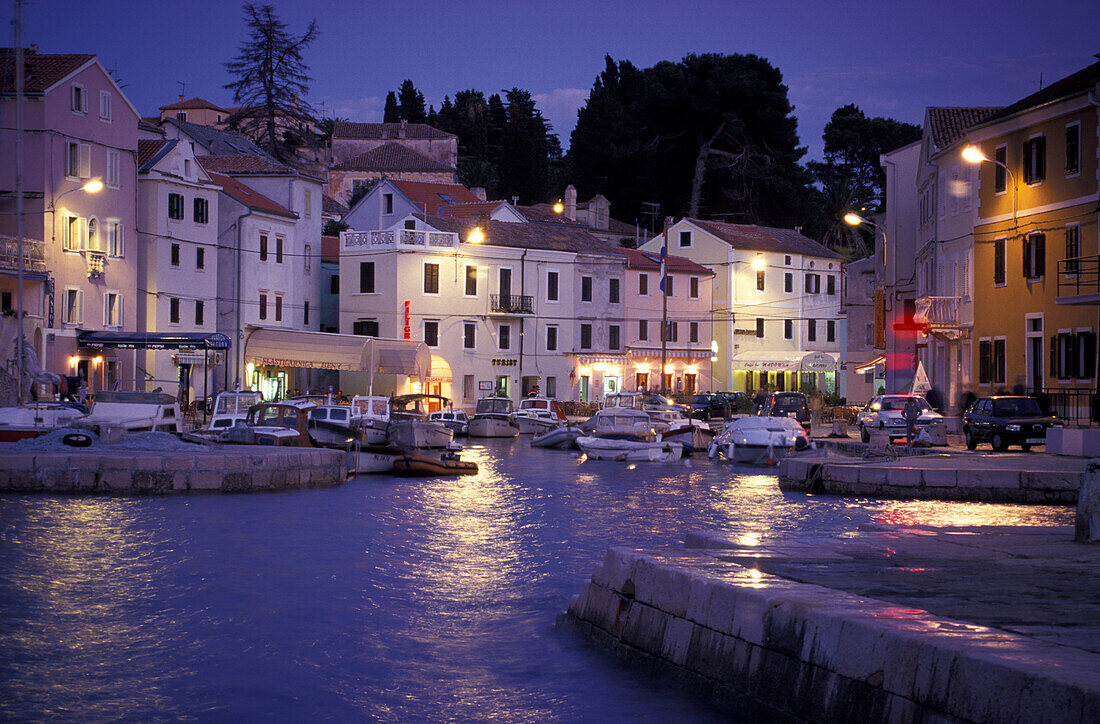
left=854, top=355, right=886, bottom=374
left=574, top=355, right=630, bottom=365
left=627, top=347, right=709, bottom=360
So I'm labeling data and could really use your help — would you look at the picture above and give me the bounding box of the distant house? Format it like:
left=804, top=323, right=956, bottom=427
left=158, top=96, right=230, bottom=127
left=344, top=179, right=518, bottom=231
left=328, top=141, right=456, bottom=205
left=518, top=185, right=641, bottom=247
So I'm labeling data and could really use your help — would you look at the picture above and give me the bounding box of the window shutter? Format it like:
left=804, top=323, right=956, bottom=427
left=1068, top=333, right=1079, bottom=379
left=79, top=217, right=88, bottom=251
left=79, top=144, right=91, bottom=179
left=1035, top=234, right=1045, bottom=277
left=1022, top=236, right=1030, bottom=278
left=1050, top=335, right=1058, bottom=379
left=1023, top=140, right=1032, bottom=184
left=1035, top=137, right=1045, bottom=181
left=1080, top=332, right=1097, bottom=380
left=77, top=289, right=84, bottom=325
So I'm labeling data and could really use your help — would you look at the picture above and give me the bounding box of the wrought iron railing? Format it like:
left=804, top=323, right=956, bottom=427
left=1031, top=386, right=1099, bottom=427
left=0, top=235, right=46, bottom=273
left=490, top=294, right=533, bottom=314
left=1057, top=256, right=1099, bottom=297
left=341, top=229, right=458, bottom=250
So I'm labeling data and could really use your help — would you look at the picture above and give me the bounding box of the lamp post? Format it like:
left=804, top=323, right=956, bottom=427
left=843, top=212, right=888, bottom=261
left=962, top=144, right=1017, bottom=235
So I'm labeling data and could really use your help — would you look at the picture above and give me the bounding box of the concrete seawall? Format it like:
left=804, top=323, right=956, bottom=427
left=563, top=531, right=1100, bottom=722
left=0, top=446, right=347, bottom=494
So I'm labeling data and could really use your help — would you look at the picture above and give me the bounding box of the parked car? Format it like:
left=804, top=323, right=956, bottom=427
left=962, top=396, right=1062, bottom=451
left=761, top=392, right=811, bottom=432
left=856, top=394, right=943, bottom=442
left=688, top=393, right=731, bottom=421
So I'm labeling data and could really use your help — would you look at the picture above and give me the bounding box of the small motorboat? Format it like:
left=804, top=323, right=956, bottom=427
left=428, top=409, right=470, bottom=436
left=0, top=401, right=88, bottom=442
left=80, top=390, right=183, bottom=435
left=194, top=390, right=261, bottom=437
left=575, top=407, right=684, bottom=463
left=531, top=424, right=586, bottom=450
left=347, top=443, right=406, bottom=474
left=391, top=447, right=479, bottom=476
left=387, top=394, right=454, bottom=449
left=468, top=396, right=520, bottom=438
left=708, top=416, right=811, bottom=464
left=513, top=396, right=566, bottom=435
left=350, top=395, right=391, bottom=444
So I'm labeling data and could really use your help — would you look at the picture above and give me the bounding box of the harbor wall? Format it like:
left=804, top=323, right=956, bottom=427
left=563, top=546, right=1098, bottom=722
left=0, top=446, right=346, bottom=494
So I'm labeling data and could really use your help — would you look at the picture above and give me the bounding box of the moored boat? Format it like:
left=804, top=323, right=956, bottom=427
left=575, top=407, right=683, bottom=462
left=80, top=390, right=183, bottom=435
left=708, top=415, right=810, bottom=464
left=427, top=409, right=469, bottom=436
left=387, top=394, right=454, bottom=448
left=193, top=390, right=261, bottom=437
left=531, top=424, right=586, bottom=450
left=0, top=401, right=88, bottom=442
left=391, top=447, right=479, bottom=476
left=513, top=396, right=566, bottom=435
left=350, top=395, right=392, bottom=444
left=468, top=397, right=520, bottom=438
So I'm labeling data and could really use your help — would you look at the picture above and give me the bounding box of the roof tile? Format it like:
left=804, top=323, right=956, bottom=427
left=685, top=219, right=843, bottom=260
left=925, top=107, right=1003, bottom=151
left=333, top=121, right=454, bottom=140
left=159, top=96, right=228, bottom=112
left=197, top=154, right=293, bottom=175
left=422, top=216, right=624, bottom=256
left=0, top=48, right=94, bottom=94
left=207, top=172, right=296, bottom=219
left=333, top=142, right=454, bottom=173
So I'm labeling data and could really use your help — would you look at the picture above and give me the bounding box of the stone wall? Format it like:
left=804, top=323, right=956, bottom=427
left=0, top=446, right=346, bottom=494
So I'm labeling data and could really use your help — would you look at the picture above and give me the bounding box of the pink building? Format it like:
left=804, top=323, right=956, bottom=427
left=0, top=48, right=140, bottom=392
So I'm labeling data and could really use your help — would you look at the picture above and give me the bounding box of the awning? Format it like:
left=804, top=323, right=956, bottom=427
left=174, top=351, right=226, bottom=365
left=627, top=347, right=710, bottom=360
left=77, top=331, right=232, bottom=350
left=574, top=355, right=630, bottom=365
left=854, top=355, right=886, bottom=375
left=731, top=351, right=839, bottom=372
left=244, top=326, right=430, bottom=378
left=426, top=355, right=452, bottom=383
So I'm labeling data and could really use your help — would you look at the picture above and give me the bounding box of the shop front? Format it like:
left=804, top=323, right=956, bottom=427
left=731, top=351, right=839, bottom=395
left=626, top=347, right=713, bottom=396
left=572, top=354, right=630, bottom=403
left=76, top=331, right=231, bottom=402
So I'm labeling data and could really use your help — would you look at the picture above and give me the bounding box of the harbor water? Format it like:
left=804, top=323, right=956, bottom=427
left=0, top=440, right=1073, bottom=721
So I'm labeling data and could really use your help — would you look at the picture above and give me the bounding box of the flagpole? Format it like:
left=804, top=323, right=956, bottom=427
left=660, top=217, right=668, bottom=396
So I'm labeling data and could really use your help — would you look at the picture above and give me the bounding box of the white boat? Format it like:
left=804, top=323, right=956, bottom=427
left=350, top=395, right=391, bottom=444
left=387, top=394, right=454, bottom=449
left=708, top=416, right=810, bottom=464
left=428, top=409, right=469, bottom=436
left=0, top=401, right=88, bottom=443
left=468, top=397, right=520, bottom=438
left=514, top=396, right=566, bottom=435
left=531, top=424, right=586, bottom=450
left=605, top=391, right=710, bottom=448
left=576, top=407, right=684, bottom=462
left=347, top=443, right=405, bottom=474
left=195, top=390, right=261, bottom=436
left=81, top=390, right=183, bottom=434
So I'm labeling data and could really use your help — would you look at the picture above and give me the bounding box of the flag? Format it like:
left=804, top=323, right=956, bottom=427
left=659, top=239, right=667, bottom=293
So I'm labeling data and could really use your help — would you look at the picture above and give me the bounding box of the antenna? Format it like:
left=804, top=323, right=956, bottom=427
left=177, top=80, right=186, bottom=97
left=1038, top=72, right=1043, bottom=91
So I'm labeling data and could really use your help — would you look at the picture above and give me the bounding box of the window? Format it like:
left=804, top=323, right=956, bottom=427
left=304, top=244, right=311, bottom=273
left=195, top=300, right=204, bottom=326
left=1065, top=123, right=1080, bottom=175
left=195, top=246, right=205, bottom=270
left=784, top=272, right=793, bottom=293
left=63, top=215, right=84, bottom=251
left=1023, top=136, right=1045, bottom=184
left=106, top=221, right=122, bottom=257
left=498, top=324, right=511, bottom=350
left=993, top=239, right=1006, bottom=285
left=103, top=291, right=121, bottom=326
left=826, top=275, right=836, bottom=295
left=808, top=319, right=817, bottom=342
left=303, top=300, right=309, bottom=325
left=993, top=339, right=1006, bottom=384
left=978, top=340, right=992, bottom=384
left=679, top=230, right=691, bottom=247
left=106, top=150, right=119, bottom=188
left=580, top=323, right=592, bottom=349
left=359, top=261, right=375, bottom=293
left=689, top=276, right=699, bottom=299
left=170, top=243, right=180, bottom=267
left=404, top=219, right=415, bottom=230
left=756, top=317, right=764, bottom=338
left=609, top=278, right=620, bottom=304
left=465, top=265, right=478, bottom=296
left=463, top=322, right=476, bottom=349
left=639, top=319, right=648, bottom=341
left=546, top=377, right=556, bottom=399
left=545, top=270, right=558, bottom=301
left=689, top=322, right=698, bottom=343
left=581, top=276, right=592, bottom=302
left=424, top=263, right=440, bottom=294
left=259, top=234, right=268, bottom=261
left=71, top=83, right=86, bottom=113
left=383, top=193, right=394, bottom=214
left=756, top=270, right=765, bottom=291
left=194, top=198, right=209, bottom=224
left=170, top=296, right=180, bottom=324
left=259, top=293, right=267, bottom=321
left=1023, top=233, right=1045, bottom=280
left=663, top=321, right=678, bottom=342
left=86, top=218, right=100, bottom=252
left=827, top=320, right=836, bottom=342
left=463, top=375, right=475, bottom=401
left=805, top=273, right=820, bottom=294
left=63, top=287, right=83, bottom=324
left=176, top=111, right=186, bottom=122
left=785, top=255, right=792, bottom=265
left=609, top=325, right=621, bottom=350
left=994, top=145, right=1007, bottom=194
left=354, top=319, right=379, bottom=337
left=275, top=237, right=284, bottom=264
left=184, top=159, right=191, bottom=177
left=168, top=193, right=184, bottom=220
left=784, top=319, right=793, bottom=339
left=424, top=321, right=439, bottom=347
left=865, top=323, right=874, bottom=346
left=274, top=295, right=283, bottom=322
left=66, top=141, right=90, bottom=178
left=639, top=273, right=648, bottom=296
left=99, top=90, right=112, bottom=119
left=304, top=190, right=312, bottom=217
left=1066, top=226, right=1081, bottom=274
left=330, top=274, right=339, bottom=294
left=663, top=275, right=673, bottom=297
left=546, top=325, right=558, bottom=351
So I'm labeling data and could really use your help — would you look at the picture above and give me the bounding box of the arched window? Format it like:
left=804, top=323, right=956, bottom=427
left=87, top=217, right=99, bottom=252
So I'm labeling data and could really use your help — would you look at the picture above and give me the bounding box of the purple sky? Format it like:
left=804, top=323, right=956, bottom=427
left=7, top=0, right=1098, bottom=160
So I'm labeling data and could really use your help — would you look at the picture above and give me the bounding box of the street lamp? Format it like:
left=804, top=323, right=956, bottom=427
left=50, top=178, right=104, bottom=209
left=844, top=212, right=888, bottom=260
left=552, top=200, right=564, bottom=214
left=467, top=226, right=485, bottom=244
left=962, top=144, right=1016, bottom=232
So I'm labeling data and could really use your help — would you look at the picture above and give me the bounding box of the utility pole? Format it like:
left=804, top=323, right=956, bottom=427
left=14, top=0, right=25, bottom=404
left=660, top=217, right=669, bottom=396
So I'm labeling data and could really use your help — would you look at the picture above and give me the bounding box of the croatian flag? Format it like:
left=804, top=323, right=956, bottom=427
left=659, top=239, right=667, bottom=293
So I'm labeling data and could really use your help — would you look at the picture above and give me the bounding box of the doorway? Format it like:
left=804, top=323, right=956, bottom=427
left=1025, top=315, right=1043, bottom=393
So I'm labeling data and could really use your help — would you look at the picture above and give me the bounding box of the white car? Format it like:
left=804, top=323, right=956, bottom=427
left=856, top=395, right=942, bottom=442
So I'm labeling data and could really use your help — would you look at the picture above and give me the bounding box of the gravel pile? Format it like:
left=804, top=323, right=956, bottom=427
left=5, top=428, right=205, bottom=452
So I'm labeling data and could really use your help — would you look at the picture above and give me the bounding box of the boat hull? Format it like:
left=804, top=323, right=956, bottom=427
left=576, top=436, right=684, bottom=462
left=468, top=416, right=520, bottom=438
left=348, top=445, right=405, bottom=474
left=515, top=416, right=560, bottom=435
left=391, top=451, right=479, bottom=476
left=389, top=421, right=454, bottom=449
left=531, top=426, right=583, bottom=450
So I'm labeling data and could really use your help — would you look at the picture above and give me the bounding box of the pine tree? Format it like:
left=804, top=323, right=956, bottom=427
left=397, top=79, right=426, bottom=123
left=383, top=91, right=399, bottom=123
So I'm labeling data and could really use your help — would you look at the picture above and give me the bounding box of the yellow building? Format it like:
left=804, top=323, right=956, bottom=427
left=963, top=60, right=1099, bottom=420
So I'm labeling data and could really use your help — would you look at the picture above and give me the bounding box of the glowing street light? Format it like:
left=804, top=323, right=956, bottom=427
left=751, top=253, right=766, bottom=271
left=844, top=211, right=888, bottom=261
left=467, top=226, right=485, bottom=244
left=552, top=200, right=564, bottom=214
left=962, top=144, right=1017, bottom=230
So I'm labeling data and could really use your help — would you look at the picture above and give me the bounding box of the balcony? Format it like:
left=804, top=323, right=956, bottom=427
left=490, top=294, right=534, bottom=314
left=1057, top=256, right=1100, bottom=305
left=86, top=250, right=106, bottom=279
left=343, top=229, right=459, bottom=251
left=0, top=235, right=47, bottom=274
left=915, top=296, right=967, bottom=339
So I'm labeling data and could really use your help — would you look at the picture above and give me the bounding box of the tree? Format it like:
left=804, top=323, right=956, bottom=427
left=397, top=79, right=427, bottom=123
left=383, top=91, right=399, bottom=123
left=224, top=3, right=319, bottom=162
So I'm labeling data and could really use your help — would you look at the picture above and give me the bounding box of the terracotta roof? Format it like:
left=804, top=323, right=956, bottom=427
left=159, top=96, right=229, bottom=113
left=622, top=248, right=713, bottom=276
left=391, top=179, right=480, bottom=215
left=322, top=194, right=348, bottom=216
left=984, top=59, right=1100, bottom=124
left=436, top=201, right=509, bottom=220
left=168, top=118, right=272, bottom=158
left=517, top=203, right=585, bottom=226
left=0, top=49, right=94, bottom=94
left=333, top=121, right=454, bottom=140
left=332, top=142, right=454, bottom=173
left=321, top=235, right=340, bottom=262
left=925, top=107, right=1003, bottom=152
left=197, top=154, right=293, bottom=175
left=207, top=172, right=296, bottom=219
left=421, top=216, right=624, bottom=257
left=686, top=219, right=843, bottom=260
left=137, top=139, right=175, bottom=172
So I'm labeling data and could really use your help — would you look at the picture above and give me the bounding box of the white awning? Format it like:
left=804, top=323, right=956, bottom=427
left=854, top=355, right=886, bottom=375
left=426, top=355, right=452, bottom=383
left=731, top=351, right=839, bottom=372
left=244, top=327, right=430, bottom=378
left=627, top=347, right=711, bottom=360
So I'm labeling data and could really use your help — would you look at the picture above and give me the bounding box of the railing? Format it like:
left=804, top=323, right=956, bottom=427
left=1057, top=256, right=1099, bottom=298
left=915, top=295, right=961, bottom=326
left=342, top=229, right=458, bottom=250
left=0, top=235, right=47, bottom=273
left=1031, top=386, right=1099, bottom=427
left=490, top=294, right=534, bottom=314
left=86, top=250, right=105, bottom=278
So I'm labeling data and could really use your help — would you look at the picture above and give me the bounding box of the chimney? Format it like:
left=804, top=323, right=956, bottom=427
left=511, top=195, right=519, bottom=206
left=471, top=187, right=487, bottom=201
left=564, top=185, right=577, bottom=221
left=178, top=93, right=185, bottom=102
left=28, top=43, right=38, bottom=54
left=399, top=119, right=408, bottom=138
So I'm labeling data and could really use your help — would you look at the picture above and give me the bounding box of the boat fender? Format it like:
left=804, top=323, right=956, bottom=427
left=794, top=437, right=810, bottom=452
left=62, top=432, right=94, bottom=447
left=707, top=441, right=718, bottom=459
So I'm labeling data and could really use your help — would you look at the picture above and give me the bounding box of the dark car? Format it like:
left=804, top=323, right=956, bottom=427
left=761, top=392, right=811, bottom=432
left=689, top=393, right=731, bottom=421
left=963, top=396, right=1062, bottom=451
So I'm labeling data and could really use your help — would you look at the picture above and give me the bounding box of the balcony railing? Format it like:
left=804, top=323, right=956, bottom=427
left=1057, top=256, right=1099, bottom=299
left=0, top=235, right=46, bottom=274
left=490, top=294, right=534, bottom=314
left=87, top=250, right=106, bottom=278
left=343, top=229, right=459, bottom=251
left=916, top=296, right=961, bottom=327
